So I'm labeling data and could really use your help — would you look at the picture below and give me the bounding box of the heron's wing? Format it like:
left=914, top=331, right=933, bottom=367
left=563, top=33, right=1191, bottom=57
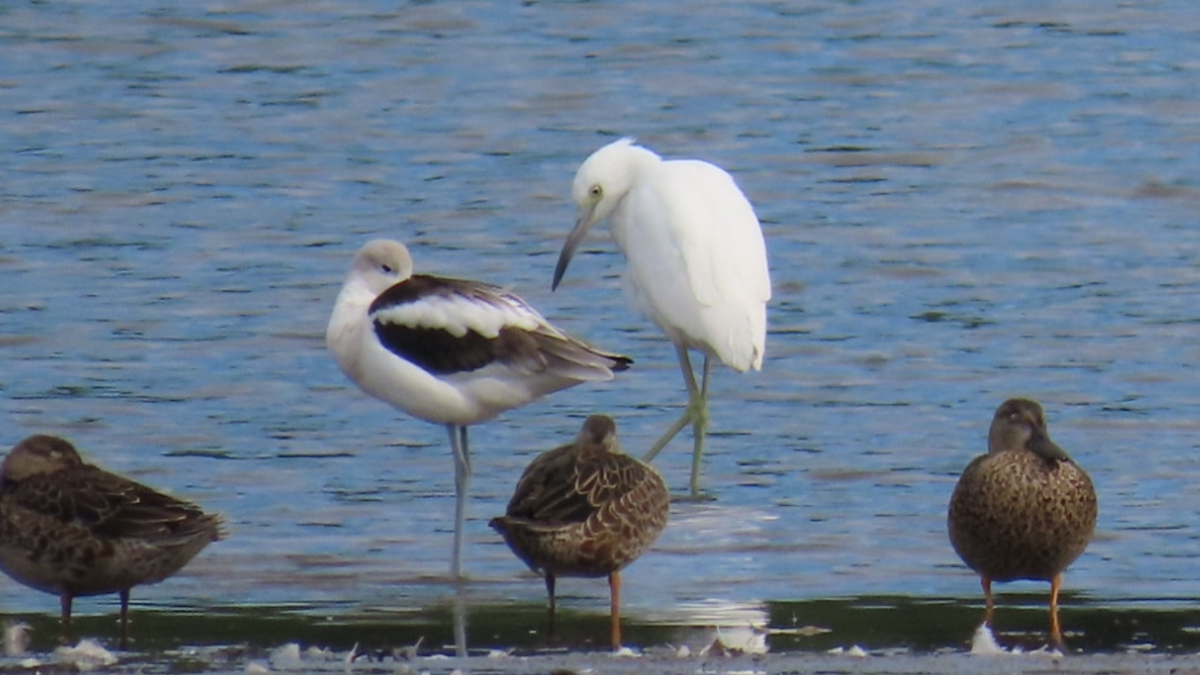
left=659, top=160, right=771, bottom=308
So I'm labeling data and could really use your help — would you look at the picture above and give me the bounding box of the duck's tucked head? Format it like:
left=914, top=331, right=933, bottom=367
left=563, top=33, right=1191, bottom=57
left=577, top=414, right=621, bottom=455
left=1, top=435, right=85, bottom=483
left=987, top=398, right=1071, bottom=462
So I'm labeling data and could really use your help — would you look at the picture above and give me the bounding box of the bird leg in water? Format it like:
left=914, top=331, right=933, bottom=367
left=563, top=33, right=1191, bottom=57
left=609, top=571, right=622, bottom=651
left=59, top=593, right=73, bottom=645
left=119, top=589, right=130, bottom=649
left=643, top=415, right=690, bottom=463
left=643, top=346, right=712, bottom=496
left=447, top=425, right=472, bottom=581
left=981, top=576, right=995, bottom=627
left=979, top=571, right=998, bottom=638
left=1049, top=573, right=1065, bottom=651
left=689, top=355, right=712, bottom=495
left=451, top=584, right=468, bottom=657
left=544, top=573, right=558, bottom=641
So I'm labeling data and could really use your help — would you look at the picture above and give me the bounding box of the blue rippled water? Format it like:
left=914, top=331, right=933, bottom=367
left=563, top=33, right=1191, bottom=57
left=3, top=0, right=1200, bottom=654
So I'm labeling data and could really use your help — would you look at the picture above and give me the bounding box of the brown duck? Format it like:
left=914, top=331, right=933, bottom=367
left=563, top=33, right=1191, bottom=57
left=490, top=415, right=670, bottom=651
left=0, top=435, right=225, bottom=647
left=948, top=398, right=1097, bottom=650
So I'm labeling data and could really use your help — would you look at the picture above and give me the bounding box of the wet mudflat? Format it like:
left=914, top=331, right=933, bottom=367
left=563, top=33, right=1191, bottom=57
left=10, top=646, right=1200, bottom=675
left=5, top=597, right=1200, bottom=674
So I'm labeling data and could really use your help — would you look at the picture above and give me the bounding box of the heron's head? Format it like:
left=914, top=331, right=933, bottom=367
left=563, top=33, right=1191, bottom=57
left=554, top=138, right=658, bottom=290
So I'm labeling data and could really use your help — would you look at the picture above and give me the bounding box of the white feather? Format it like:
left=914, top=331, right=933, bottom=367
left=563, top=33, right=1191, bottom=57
left=372, top=291, right=541, bottom=338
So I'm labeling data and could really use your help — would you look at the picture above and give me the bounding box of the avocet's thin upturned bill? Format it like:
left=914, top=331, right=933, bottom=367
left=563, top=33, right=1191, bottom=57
left=326, top=239, right=632, bottom=579
left=0, top=435, right=225, bottom=647
left=553, top=138, right=771, bottom=497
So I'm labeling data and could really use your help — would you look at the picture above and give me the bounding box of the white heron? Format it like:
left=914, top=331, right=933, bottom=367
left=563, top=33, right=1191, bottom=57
left=327, top=239, right=632, bottom=579
left=552, top=138, right=771, bottom=496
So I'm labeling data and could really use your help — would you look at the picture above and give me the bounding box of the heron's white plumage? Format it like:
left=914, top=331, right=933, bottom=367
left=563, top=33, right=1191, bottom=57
left=562, top=138, right=770, bottom=372
left=622, top=158, right=768, bottom=371
left=554, top=138, right=771, bottom=494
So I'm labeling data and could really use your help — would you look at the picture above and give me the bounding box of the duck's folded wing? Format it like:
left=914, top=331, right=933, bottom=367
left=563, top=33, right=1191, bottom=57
left=9, top=468, right=216, bottom=541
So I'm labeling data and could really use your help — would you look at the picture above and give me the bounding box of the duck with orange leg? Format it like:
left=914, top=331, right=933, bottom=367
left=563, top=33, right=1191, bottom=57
left=948, top=398, right=1097, bottom=651
left=491, top=415, right=669, bottom=651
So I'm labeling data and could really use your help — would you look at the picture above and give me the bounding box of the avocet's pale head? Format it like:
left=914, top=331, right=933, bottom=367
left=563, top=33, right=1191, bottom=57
left=350, top=239, right=414, bottom=295
left=553, top=138, right=660, bottom=290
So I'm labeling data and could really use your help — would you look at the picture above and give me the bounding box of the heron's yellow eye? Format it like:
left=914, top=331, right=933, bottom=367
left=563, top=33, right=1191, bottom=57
left=589, top=184, right=603, bottom=199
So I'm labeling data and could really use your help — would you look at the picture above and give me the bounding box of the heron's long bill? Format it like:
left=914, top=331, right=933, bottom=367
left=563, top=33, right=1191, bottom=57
left=552, top=204, right=599, bottom=291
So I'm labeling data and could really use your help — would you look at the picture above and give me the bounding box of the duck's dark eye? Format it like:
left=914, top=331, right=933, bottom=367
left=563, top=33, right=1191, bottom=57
left=381, top=264, right=394, bottom=273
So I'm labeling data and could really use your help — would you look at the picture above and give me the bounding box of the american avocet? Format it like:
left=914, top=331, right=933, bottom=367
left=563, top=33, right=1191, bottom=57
left=0, top=435, right=225, bottom=647
left=948, top=398, right=1098, bottom=651
left=326, top=239, right=632, bottom=579
left=552, top=138, right=771, bottom=497
left=490, top=415, right=669, bottom=651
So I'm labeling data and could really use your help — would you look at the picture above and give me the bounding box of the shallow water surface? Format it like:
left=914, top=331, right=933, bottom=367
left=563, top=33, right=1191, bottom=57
left=3, top=0, right=1200, bottom=663
left=6, top=600, right=1200, bottom=674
